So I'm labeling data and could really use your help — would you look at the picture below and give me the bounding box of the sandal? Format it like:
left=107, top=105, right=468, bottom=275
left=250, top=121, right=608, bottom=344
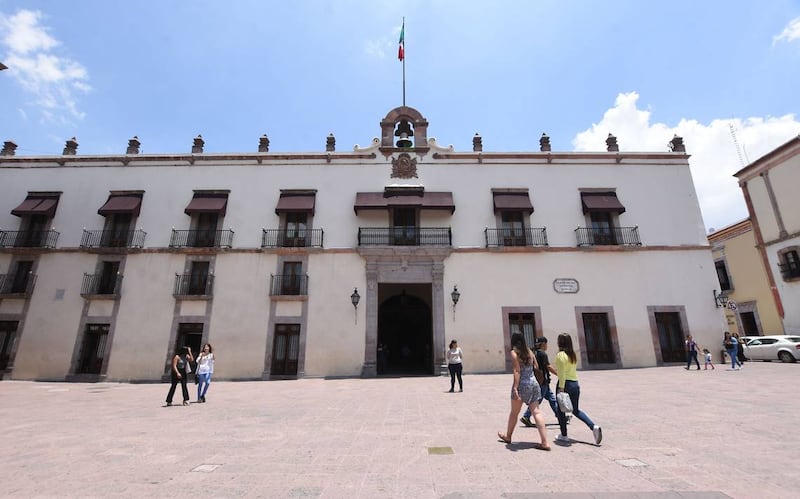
left=497, top=432, right=511, bottom=444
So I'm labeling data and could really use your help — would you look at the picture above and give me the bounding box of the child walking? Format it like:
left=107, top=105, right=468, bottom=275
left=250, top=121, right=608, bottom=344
left=703, top=348, right=715, bottom=370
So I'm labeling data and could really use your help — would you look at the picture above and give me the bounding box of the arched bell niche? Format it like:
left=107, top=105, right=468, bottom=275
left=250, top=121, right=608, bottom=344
left=379, top=106, right=429, bottom=154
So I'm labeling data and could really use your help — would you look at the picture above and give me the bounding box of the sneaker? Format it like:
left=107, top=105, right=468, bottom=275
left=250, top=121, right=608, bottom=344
left=555, top=434, right=570, bottom=443
left=593, top=425, right=603, bottom=445
left=520, top=416, right=534, bottom=427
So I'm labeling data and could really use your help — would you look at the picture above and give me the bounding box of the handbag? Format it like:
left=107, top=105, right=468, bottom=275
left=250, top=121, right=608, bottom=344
left=556, top=391, right=573, bottom=414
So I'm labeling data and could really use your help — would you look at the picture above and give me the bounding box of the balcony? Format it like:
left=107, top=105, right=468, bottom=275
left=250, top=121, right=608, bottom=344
left=270, top=274, right=309, bottom=296
left=262, top=228, right=324, bottom=248
left=169, top=229, right=234, bottom=249
left=575, top=226, right=641, bottom=247
left=80, top=229, right=147, bottom=249
left=358, top=227, right=452, bottom=246
left=778, top=262, right=800, bottom=280
left=173, top=273, right=214, bottom=297
left=80, top=273, right=123, bottom=298
left=0, top=230, right=59, bottom=249
left=485, top=227, right=548, bottom=248
left=0, top=273, right=37, bottom=297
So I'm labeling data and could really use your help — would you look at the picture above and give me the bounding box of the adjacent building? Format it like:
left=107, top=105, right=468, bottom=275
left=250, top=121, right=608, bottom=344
left=734, top=135, right=800, bottom=334
left=708, top=219, right=783, bottom=336
left=0, top=106, right=725, bottom=381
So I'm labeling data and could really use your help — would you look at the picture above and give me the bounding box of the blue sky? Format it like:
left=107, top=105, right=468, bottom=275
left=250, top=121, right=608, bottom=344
left=1, top=0, right=799, bottom=231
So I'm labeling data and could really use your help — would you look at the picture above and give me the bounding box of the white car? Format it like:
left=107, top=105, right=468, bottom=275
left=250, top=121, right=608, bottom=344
left=744, top=336, right=800, bottom=363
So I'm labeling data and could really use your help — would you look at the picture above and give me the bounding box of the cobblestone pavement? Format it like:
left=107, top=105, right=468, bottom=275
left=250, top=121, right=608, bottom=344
left=1, top=361, right=798, bottom=498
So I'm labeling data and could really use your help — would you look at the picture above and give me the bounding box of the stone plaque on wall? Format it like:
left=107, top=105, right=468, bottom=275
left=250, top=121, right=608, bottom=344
left=553, top=278, right=579, bottom=294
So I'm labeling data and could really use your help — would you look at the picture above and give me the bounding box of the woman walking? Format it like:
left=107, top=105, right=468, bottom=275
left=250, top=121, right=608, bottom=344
left=554, top=333, right=602, bottom=445
left=723, top=331, right=739, bottom=370
left=446, top=340, right=463, bottom=392
left=497, top=333, right=550, bottom=450
left=165, top=346, right=193, bottom=407
left=195, top=343, right=215, bottom=403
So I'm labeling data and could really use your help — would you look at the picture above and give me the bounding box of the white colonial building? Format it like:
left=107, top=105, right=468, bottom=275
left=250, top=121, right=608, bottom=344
left=0, top=106, right=725, bottom=381
left=734, top=134, right=800, bottom=334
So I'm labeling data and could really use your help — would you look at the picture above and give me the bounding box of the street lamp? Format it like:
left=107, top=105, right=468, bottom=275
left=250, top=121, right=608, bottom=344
left=350, top=287, right=360, bottom=324
left=451, top=285, right=460, bottom=320
left=713, top=290, right=728, bottom=308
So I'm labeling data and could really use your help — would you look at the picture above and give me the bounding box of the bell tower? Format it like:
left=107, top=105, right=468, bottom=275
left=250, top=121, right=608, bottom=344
left=379, top=106, right=429, bottom=156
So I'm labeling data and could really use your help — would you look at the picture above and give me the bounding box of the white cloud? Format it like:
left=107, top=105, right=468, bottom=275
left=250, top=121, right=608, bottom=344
left=774, top=16, right=800, bottom=45
left=573, top=92, right=800, bottom=231
left=0, top=9, right=90, bottom=123
left=364, top=39, right=387, bottom=58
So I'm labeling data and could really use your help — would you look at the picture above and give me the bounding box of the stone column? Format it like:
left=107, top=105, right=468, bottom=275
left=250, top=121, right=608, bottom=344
left=432, top=262, right=448, bottom=376
left=361, top=262, right=379, bottom=377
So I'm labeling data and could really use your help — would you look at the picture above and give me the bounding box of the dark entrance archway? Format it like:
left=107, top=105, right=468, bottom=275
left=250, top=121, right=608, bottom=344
left=377, top=291, right=432, bottom=375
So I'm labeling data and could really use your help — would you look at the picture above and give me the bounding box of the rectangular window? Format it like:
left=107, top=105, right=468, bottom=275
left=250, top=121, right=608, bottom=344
left=103, top=213, right=133, bottom=247
left=0, top=321, right=19, bottom=370
left=501, top=211, right=525, bottom=246
left=77, top=324, right=109, bottom=374
left=97, top=261, right=120, bottom=295
left=10, top=261, right=33, bottom=293
left=283, top=212, right=308, bottom=247
left=655, top=312, right=684, bottom=363
left=281, top=261, right=303, bottom=295
left=188, top=261, right=210, bottom=295
left=715, top=260, right=732, bottom=291
left=392, top=208, right=418, bottom=245
left=780, top=249, right=800, bottom=280
left=176, top=323, right=203, bottom=357
left=271, top=324, right=300, bottom=375
left=192, top=213, right=219, bottom=247
left=508, top=313, right=536, bottom=348
left=590, top=212, right=616, bottom=245
left=582, top=313, right=615, bottom=364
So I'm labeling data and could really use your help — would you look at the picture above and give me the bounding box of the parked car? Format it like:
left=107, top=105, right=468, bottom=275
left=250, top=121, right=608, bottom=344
left=743, top=336, right=800, bottom=363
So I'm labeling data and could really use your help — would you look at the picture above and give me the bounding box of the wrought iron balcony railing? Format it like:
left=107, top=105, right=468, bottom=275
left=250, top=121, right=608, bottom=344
left=575, top=226, right=641, bottom=247
left=80, top=273, right=123, bottom=297
left=169, top=229, right=234, bottom=249
left=778, top=261, right=800, bottom=280
left=80, top=229, right=146, bottom=249
left=0, top=230, right=59, bottom=249
left=261, top=228, right=324, bottom=248
left=269, top=274, right=309, bottom=296
left=485, top=227, right=548, bottom=247
left=0, top=272, right=37, bottom=296
left=358, top=227, right=452, bottom=246
left=173, top=273, right=214, bottom=297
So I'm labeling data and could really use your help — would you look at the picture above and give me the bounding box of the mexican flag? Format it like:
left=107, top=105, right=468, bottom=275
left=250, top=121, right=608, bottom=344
left=398, top=21, right=405, bottom=61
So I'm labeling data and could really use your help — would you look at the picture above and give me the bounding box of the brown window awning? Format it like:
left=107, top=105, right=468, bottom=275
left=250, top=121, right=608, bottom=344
left=98, top=194, right=143, bottom=217
left=184, top=194, right=228, bottom=216
left=354, top=191, right=455, bottom=214
left=493, top=192, right=533, bottom=214
left=581, top=192, right=626, bottom=214
left=275, top=193, right=316, bottom=215
left=11, top=195, right=59, bottom=217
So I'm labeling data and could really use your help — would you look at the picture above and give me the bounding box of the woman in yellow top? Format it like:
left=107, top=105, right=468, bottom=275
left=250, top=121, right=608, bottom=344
left=554, top=333, right=602, bottom=445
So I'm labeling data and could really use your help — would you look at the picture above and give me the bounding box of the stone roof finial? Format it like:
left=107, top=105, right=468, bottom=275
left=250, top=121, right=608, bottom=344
left=126, top=136, right=140, bottom=154
left=472, top=133, right=482, bottom=152
left=326, top=133, right=335, bottom=152
left=63, top=137, right=78, bottom=155
left=539, top=133, right=551, bottom=152
left=258, top=134, right=270, bottom=153
left=606, top=133, right=619, bottom=152
left=192, top=134, right=204, bottom=154
left=1, top=140, right=18, bottom=156
left=669, top=134, right=686, bottom=152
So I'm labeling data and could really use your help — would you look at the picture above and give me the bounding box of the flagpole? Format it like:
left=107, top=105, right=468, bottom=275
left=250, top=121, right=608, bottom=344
left=402, top=17, right=406, bottom=107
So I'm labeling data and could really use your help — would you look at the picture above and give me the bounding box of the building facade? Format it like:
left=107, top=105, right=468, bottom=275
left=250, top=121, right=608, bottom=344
left=708, top=219, right=783, bottom=336
left=734, top=135, right=800, bottom=334
left=0, top=107, right=725, bottom=382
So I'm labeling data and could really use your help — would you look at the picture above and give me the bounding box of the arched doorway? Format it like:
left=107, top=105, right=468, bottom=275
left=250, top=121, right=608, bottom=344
left=377, top=291, right=432, bottom=375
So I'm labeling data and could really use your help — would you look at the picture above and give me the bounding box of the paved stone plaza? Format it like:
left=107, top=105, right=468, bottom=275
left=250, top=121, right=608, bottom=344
left=1, top=361, right=797, bottom=498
